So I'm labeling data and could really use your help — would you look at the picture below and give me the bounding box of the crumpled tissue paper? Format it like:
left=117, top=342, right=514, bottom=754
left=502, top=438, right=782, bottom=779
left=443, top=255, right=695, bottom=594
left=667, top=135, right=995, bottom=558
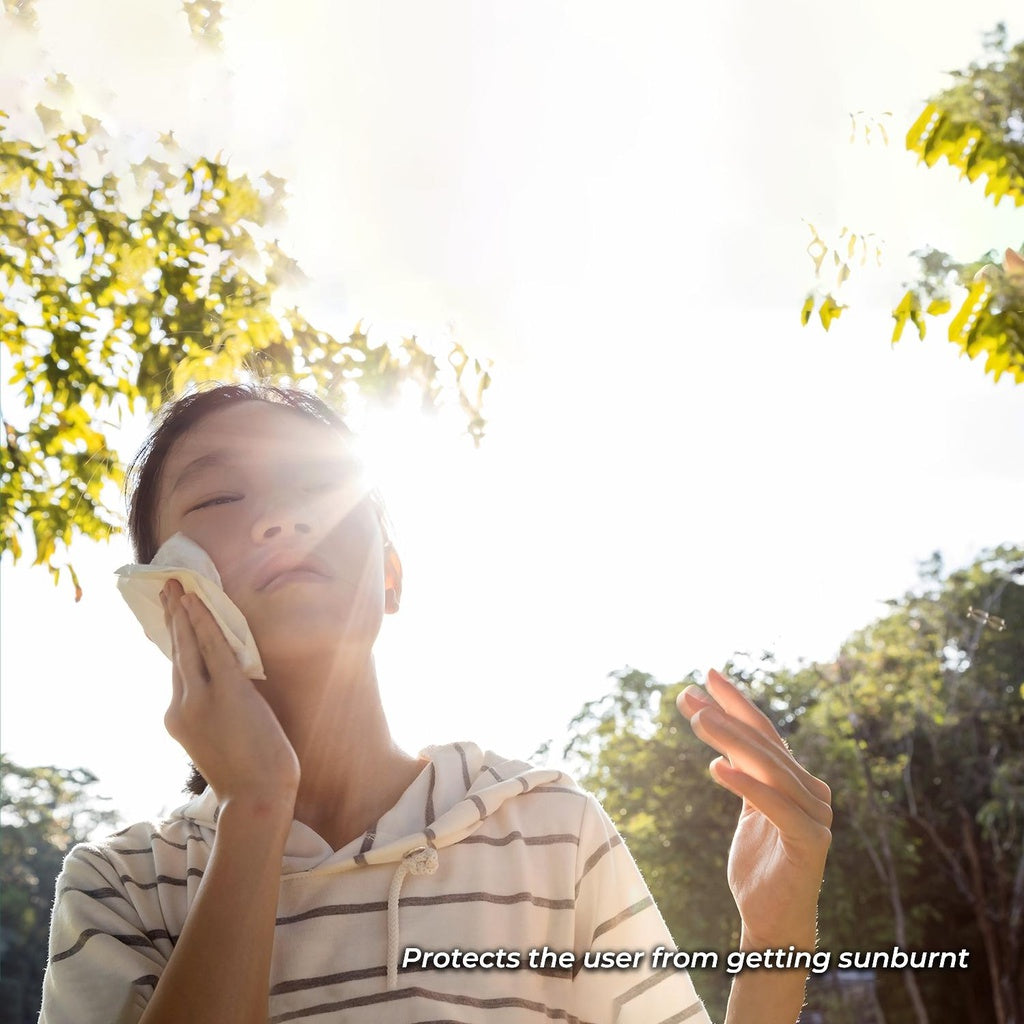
left=116, top=532, right=265, bottom=679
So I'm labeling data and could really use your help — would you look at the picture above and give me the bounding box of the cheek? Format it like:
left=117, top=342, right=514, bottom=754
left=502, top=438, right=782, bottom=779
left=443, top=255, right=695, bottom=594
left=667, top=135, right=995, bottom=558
left=176, top=522, right=247, bottom=592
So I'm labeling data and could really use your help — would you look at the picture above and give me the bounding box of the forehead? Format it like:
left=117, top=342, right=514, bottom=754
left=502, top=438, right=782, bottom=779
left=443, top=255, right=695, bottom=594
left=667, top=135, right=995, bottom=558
left=160, top=401, right=352, bottom=491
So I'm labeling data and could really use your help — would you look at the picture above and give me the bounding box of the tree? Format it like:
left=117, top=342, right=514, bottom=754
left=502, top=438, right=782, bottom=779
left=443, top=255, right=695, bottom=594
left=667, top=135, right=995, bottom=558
left=801, top=23, right=1024, bottom=386
left=0, top=102, right=491, bottom=594
left=556, top=547, right=1024, bottom=1024
left=796, top=546, right=1024, bottom=1024
left=0, top=756, right=121, bottom=1024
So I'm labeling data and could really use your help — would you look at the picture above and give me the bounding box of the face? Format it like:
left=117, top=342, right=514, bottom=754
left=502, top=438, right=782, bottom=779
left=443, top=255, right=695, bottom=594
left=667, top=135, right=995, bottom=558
left=153, top=401, right=400, bottom=663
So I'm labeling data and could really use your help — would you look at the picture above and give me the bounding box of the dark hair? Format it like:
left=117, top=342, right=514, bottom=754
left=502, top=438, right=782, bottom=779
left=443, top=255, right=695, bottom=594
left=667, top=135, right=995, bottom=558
left=125, top=381, right=394, bottom=796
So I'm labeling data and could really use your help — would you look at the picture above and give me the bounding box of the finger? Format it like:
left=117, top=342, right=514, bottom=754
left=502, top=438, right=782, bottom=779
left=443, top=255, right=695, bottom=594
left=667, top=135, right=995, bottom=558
left=180, top=593, right=246, bottom=683
left=687, top=698, right=821, bottom=799
left=160, top=589, right=185, bottom=704
left=709, top=756, right=833, bottom=852
left=702, top=670, right=832, bottom=806
left=706, top=668, right=791, bottom=754
left=696, top=707, right=833, bottom=826
left=676, top=684, right=719, bottom=718
left=691, top=706, right=832, bottom=827
left=167, top=591, right=210, bottom=686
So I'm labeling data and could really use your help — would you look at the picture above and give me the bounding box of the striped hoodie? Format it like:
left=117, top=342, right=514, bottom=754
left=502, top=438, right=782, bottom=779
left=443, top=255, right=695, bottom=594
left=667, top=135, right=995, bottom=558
left=39, top=742, right=712, bottom=1024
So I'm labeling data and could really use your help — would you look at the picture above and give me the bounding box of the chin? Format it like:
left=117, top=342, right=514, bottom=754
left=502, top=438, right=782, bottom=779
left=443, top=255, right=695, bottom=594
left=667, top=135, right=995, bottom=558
left=251, top=604, right=384, bottom=663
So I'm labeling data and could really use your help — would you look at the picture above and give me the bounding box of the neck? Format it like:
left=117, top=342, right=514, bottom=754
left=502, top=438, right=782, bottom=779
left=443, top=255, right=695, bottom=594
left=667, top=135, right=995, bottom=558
left=256, top=647, right=422, bottom=850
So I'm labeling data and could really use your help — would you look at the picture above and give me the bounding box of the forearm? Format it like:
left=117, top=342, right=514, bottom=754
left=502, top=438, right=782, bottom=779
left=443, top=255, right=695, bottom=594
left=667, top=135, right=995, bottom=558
left=138, top=797, right=293, bottom=1024
left=722, top=927, right=811, bottom=1024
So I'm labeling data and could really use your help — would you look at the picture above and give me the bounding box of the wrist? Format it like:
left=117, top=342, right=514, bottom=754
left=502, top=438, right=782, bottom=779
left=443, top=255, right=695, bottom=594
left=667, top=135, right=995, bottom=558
left=216, top=792, right=296, bottom=837
left=739, top=924, right=817, bottom=954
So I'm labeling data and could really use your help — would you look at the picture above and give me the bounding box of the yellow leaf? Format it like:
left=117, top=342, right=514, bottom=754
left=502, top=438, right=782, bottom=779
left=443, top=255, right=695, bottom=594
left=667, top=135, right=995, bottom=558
left=800, top=296, right=814, bottom=326
left=819, top=296, right=846, bottom=331
left=906, top=103, right=941, bottom=154
left=984, top=347, right=1011, bottom=381
left=949, top=281, right=991, bottom=346
left=926, top=297, right=951, bottom=316
left=890, top=291, right=915, bottom=344
left=910, top=310, right=926, bottom=340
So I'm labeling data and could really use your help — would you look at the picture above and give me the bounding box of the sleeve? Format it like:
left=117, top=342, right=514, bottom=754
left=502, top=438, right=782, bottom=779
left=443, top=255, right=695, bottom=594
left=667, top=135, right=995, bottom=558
left=571, top=794, right=714, bottom=1024
left=38, top=842, right=170, bottom=1024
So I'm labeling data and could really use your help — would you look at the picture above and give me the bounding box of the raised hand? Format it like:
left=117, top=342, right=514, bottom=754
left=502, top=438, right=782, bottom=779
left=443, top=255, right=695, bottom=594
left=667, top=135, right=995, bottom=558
left=161, top=579, right=300, bottom=811
left=677, top=668, right=831, bottom=951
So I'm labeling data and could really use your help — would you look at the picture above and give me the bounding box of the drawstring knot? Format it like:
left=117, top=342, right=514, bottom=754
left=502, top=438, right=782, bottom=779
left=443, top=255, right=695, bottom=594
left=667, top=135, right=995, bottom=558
left=386, top=845, right=439, bottom=991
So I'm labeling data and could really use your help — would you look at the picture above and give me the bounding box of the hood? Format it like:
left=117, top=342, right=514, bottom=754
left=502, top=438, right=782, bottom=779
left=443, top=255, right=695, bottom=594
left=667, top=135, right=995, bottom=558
left=171, top=742, right=566, bottom=875
left=168, top=742, right=568, bottom=991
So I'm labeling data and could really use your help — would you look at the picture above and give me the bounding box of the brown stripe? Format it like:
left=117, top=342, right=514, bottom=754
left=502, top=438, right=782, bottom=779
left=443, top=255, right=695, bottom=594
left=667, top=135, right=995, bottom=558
left=654, top=1003, right=707, bottom=1024
left=118, top=868, right=204, bottom=890
left=481, top=764, right=502, bottom=781
left=59, top=885, right=130, bottom=903
left=277, top=889, right=573, bottom=927
left=268, top=984, right=595, bottom=1024
left=460, top=831, right=579, bottom=848
left=612, top=966, right=675, bottom=1010
left=591, top=895, right=654, bottom=943
left=271, top=963, right=386, bottom=994
left=469, top=794, right=487, bottom=820
left=277, top=901, right=387, bottom=925
left=119, top=832, right=203, bottom=854
left=272, top=959, right=544, bottom=997
left=359, top=825, right=377, bottom=854
left=575, top=833, right=623, bottom=897
left=354, top=824, right=378, bottom=865
left=52, top=927, right=174, bottom=963
left=454, top=743, right=471, bottom=789
left=401, top=891, right=574, bottom=911
left=425, top=761, right=436, bottom=827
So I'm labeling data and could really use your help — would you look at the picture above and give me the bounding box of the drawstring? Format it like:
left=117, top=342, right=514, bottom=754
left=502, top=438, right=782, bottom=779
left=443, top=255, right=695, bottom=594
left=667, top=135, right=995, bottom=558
left=386, top=845, right=438, bottom=991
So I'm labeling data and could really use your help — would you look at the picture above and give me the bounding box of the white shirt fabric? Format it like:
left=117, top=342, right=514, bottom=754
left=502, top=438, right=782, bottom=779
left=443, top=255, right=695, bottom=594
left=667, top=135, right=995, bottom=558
left=38, top=742, right=712, bottom=1024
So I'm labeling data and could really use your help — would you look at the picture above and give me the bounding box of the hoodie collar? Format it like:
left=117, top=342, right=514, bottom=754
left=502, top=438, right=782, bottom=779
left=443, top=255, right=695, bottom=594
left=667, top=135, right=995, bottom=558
left=169, top=741, right=567, bottom=876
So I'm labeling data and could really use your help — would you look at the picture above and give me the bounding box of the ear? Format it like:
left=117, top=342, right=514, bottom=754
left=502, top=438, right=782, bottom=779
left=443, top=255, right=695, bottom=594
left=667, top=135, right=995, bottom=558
left=1005, top=247, right=1024, bottom=279
left=384, top=544, right=403, bottom=614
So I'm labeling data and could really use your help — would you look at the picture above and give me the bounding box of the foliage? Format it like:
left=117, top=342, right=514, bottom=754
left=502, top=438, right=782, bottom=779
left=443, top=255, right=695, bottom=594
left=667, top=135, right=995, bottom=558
left=1, top=0, right=35, bottom=28
left=0, top=104, right=491, bottom=593
left=0, top=756, right=120, bottom=1024
left=182, top=0, right=225, bottom=47
left=801, top=23, right=1024, bottom=385
left=558, top=547, right=1024, bottom=1024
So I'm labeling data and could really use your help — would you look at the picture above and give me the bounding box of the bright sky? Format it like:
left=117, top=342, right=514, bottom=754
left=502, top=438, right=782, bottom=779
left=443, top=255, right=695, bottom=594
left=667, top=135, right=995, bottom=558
left=1, top=0, right=1022, bottom=831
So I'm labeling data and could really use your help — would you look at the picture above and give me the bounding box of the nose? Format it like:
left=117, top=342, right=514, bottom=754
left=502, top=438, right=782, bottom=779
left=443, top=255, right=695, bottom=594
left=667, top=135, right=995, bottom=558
left=251, top=499, right=317, bottom=543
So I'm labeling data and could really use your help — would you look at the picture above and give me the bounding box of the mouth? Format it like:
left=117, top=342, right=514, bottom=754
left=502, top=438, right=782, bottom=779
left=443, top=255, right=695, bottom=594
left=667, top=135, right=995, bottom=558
left=256, top=554, right=333, bottom=591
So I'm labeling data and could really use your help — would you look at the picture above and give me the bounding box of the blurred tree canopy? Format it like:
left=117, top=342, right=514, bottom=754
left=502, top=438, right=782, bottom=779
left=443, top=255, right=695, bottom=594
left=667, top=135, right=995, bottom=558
left=0, top=102, right=490, bottom=594
left=556, top=546, right=1024, bottom=1024
left=0, top=756, right=120, bottom=1024
left=801, top=23, right=1024, bottom=386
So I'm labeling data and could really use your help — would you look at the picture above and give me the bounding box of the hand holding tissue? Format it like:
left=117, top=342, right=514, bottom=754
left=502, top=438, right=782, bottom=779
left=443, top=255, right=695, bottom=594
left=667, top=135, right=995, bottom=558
left=116, top=533, right=265, bottom=679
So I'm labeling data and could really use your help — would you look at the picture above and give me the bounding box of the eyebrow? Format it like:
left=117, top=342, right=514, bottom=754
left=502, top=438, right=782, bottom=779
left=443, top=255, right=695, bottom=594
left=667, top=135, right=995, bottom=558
left=168, top=451, right=364, bottom=494
left=168, top=451, right=235, bottom=493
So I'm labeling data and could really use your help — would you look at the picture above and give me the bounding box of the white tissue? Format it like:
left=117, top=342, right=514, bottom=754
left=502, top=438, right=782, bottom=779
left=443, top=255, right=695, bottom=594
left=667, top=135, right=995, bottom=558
left=116, top=533, right=265, bottom=679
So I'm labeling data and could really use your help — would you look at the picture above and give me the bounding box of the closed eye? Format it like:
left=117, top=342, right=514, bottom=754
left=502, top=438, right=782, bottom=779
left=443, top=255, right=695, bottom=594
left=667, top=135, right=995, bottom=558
left=188, top=495, right=242, bottom=513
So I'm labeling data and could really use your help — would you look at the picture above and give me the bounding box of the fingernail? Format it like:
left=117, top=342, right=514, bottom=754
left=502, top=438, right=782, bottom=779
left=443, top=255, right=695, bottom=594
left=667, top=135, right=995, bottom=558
left=683, top=685, right=714, bottom=706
